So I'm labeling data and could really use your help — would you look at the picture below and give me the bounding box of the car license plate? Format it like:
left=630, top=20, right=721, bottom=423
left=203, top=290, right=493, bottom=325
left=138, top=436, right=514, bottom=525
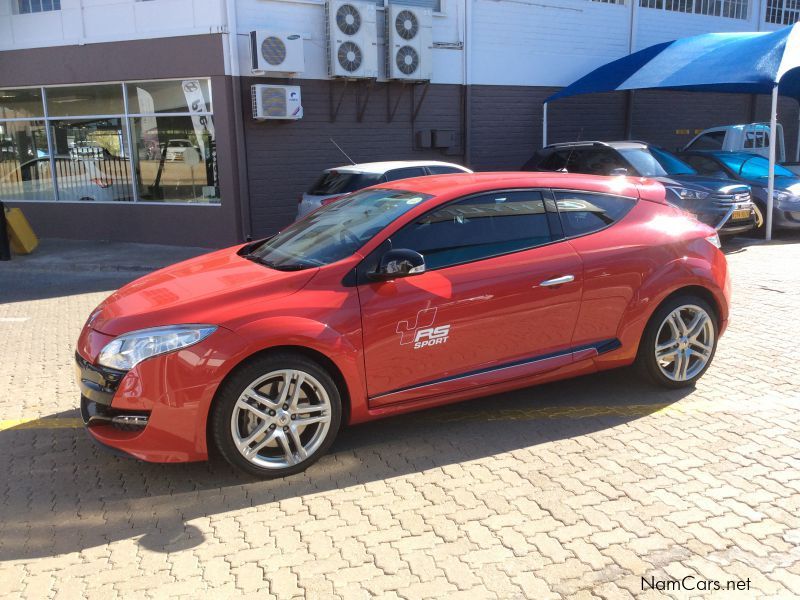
left=732, top=209, right=750, bottom=220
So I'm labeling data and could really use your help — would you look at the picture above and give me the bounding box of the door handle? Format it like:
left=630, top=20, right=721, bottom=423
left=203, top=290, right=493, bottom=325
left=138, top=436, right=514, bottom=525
left=539, top=274, right=575, bottom=287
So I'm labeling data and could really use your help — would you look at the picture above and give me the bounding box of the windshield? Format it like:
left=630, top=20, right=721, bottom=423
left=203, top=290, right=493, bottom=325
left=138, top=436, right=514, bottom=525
left=248, top=188, right=433, bottom=269
left=716, top=154, right=794, bottom=179
left=617, top=147, right=697, bottom=177
left=308, top=171, right=384, bottom=196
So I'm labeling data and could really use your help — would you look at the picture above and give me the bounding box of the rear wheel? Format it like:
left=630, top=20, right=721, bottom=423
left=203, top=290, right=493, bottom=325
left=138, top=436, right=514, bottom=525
left=636, top=295, right=718, bottom=388
left=212, top=353, right=342, bottom=478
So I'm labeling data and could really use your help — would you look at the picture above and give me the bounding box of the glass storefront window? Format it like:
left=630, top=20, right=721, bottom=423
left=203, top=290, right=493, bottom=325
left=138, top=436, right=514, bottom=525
left=0, top=88, right=45, bottom=119
left=130, top=115, right=219, bottom=204
left=0, top=79, right=216, bottom=204
left=46, top=84, right=124, bottom=118
left=127, top=79, right=213, bottom=114
left=50, top=118, right=134, bottom=202
left=0, top=121, right=54, bottom=202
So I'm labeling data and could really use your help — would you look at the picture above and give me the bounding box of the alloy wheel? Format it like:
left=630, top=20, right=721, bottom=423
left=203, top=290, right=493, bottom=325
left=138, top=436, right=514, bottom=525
left=230, top=369, right=332, bottom=469
left=654, top=304, right=715, bottom=382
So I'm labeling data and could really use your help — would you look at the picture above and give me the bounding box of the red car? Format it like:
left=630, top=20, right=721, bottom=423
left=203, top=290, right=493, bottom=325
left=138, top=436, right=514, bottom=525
left=76, top=173, right=730, bottom=478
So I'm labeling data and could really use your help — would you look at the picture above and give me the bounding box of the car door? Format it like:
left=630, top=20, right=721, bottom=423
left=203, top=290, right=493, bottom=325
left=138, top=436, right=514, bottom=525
left=357, top=189, right=584, bottom=406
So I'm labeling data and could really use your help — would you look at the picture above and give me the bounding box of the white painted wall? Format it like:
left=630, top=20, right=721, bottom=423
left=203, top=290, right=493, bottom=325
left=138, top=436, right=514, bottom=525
left=0, top=0, right=226, bottom=50
left=0, top=0, right=791, bottom=85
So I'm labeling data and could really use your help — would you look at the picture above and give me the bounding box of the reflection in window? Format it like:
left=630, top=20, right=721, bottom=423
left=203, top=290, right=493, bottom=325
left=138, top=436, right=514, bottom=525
left=126, top=80, right=213, bottom=114
left=0, top=88, right=44, bottom=119
left=0, top=121, right=54, bottom=202
left=46, top=84, right=124, bottom=118
left=50, top=118, right=133, bottom=202
left=131, top=115, right=219, bottom=203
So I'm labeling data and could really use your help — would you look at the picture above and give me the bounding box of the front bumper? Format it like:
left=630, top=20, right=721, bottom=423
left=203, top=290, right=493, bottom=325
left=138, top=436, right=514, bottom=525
left=74, top=325, right=245, bottom=463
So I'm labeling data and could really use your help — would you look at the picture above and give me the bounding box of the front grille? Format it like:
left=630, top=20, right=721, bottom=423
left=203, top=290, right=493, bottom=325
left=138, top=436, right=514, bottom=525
left=711, top=189, right=751, bottom=208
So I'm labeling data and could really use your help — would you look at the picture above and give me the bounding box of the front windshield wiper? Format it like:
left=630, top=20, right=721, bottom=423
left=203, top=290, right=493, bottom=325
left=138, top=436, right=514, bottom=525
left=243, top=254, right=310, bottom=271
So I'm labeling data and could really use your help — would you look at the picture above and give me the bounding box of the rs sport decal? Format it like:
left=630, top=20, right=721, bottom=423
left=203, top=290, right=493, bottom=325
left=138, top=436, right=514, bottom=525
left=396, top=308, right=451, bottom=350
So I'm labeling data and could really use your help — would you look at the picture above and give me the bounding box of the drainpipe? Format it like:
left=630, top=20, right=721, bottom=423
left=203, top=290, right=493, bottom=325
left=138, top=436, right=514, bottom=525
left=624, top=0, right=638, bottom=139
left=463, top=0, right=472, bottom=167
left=223, top=0, right=252, bottom=241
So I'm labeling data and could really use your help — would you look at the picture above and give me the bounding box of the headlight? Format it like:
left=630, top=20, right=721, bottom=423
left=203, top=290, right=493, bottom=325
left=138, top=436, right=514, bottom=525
left=666, top=186, right=710, bottom=201
left=97, top=325, right=217, bottom=370
left=773, top=190, right=799, bottom=205
left=705, top=233, right=721, bottom=249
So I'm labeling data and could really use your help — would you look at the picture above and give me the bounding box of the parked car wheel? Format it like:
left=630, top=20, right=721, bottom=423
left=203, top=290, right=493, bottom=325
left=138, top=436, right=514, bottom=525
left=637, top=295, right=718, bottom=388
left=212, top=353, right=342, bottom=478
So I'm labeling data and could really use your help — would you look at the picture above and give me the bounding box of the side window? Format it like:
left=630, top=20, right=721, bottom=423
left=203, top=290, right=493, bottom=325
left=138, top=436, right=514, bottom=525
left=572, top=148, right=627, bottom=176
left=384, top=167, right=427, bottom=182
left=426, top=165, right=465, bottom=175
left=538, top=151, right=569, bottom=171
left=390, top=190, right=554, bottom=270
left=689, top=132, right=725, bottom=150
left=555, top=191, right=636, bottom=237
left=682, top=155, right=727, bottom=178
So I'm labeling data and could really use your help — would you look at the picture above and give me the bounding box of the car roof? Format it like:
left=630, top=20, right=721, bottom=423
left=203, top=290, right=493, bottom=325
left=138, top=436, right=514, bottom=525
left=325, top=160, right=471, bottom=174
left=374, top=171, right=651, bottom=200
left=545, top=141, right=650, bottom=151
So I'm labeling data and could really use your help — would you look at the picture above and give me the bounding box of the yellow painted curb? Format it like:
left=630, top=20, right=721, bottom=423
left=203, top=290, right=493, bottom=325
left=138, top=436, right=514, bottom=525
left=0, top=418, right=84, bottom=431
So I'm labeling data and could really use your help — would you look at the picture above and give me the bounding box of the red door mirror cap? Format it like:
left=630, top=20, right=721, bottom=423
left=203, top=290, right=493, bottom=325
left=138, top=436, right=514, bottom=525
left=636, top=179, right=669, bottom=204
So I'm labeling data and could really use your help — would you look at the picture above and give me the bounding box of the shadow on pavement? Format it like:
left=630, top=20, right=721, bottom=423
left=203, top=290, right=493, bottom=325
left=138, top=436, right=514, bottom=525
left=0, top=369, right=691, bottom=560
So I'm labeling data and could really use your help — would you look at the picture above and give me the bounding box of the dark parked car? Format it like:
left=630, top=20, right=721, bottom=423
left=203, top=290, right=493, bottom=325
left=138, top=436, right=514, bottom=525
left=523, top=141, right=758, bottom=236
left=679, top=150, right=800, bottom=232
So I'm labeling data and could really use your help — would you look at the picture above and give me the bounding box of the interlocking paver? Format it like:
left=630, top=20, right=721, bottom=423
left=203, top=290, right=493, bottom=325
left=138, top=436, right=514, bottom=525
left=3, top=235, right=800, bottom=598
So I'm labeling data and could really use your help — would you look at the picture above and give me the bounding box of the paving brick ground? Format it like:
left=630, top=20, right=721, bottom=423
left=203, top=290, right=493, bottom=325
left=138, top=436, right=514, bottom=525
left=1, top=235, right=799, bottom=599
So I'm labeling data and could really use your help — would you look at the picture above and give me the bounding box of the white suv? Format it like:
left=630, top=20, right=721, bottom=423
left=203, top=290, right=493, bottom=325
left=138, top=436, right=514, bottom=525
left=297, top=160, right=472, bottom=218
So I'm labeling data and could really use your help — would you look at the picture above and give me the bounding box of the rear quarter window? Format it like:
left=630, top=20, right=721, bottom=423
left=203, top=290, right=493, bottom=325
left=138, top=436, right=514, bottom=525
left=554, top=191, right=636, bottom=237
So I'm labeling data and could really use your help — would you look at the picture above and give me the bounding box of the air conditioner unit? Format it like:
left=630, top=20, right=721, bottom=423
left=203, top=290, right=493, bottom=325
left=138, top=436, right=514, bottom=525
left=387, top=5, right=433, bottom=81
left=249, top=31, right=305, bottom=75
left=326, top=1, right=379, bottom=79
left=251, top=85, right=303, bottom=120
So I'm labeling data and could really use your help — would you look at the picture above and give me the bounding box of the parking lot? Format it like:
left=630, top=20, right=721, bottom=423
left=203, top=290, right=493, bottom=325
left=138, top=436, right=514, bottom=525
left=1, top=235, right=800, bottom=599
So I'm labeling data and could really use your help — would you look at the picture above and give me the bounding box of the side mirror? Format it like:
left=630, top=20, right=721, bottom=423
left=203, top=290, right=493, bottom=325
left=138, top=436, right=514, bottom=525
left=609, top=167, right=628, bottom=176
left=370, top=249, right=426, bottom=281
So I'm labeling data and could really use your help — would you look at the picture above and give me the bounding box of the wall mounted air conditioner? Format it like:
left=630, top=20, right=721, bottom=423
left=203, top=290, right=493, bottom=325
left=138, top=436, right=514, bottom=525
left=251, top=85, right=303, bottom=120
left=386, top=4, right=433, bottom=81
left=250, top=31, right=305, bottom=75
left=327, top=1, right=379, bottom=79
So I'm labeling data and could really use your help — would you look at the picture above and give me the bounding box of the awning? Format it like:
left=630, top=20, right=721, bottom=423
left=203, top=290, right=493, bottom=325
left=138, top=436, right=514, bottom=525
left=546, top=25, right=800, bottom=103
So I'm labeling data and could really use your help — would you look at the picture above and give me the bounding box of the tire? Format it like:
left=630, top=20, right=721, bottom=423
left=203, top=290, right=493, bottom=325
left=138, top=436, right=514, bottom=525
left=211, top=352, right=342, bottom=478
left=636, top=294, right=718, bottom=389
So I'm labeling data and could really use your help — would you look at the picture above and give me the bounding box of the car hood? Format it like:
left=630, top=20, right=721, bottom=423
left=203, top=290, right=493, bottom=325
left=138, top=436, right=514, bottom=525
left=737, top=175, right=800, bottom=193
left=89, top=246, right=318, bottom=337
left=653, top=174, right=749, bottom=193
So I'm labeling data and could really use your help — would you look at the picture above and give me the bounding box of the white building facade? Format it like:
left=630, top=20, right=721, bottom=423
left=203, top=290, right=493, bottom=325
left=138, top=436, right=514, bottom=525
left=0, top=0, right=796, bottom=244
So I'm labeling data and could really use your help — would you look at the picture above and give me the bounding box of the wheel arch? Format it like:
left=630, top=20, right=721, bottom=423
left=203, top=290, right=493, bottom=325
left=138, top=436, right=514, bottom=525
left=205, top=344, right=354, bottom=456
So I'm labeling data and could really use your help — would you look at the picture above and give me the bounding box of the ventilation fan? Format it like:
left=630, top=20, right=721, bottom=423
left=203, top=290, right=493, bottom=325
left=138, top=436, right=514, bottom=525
left=395, top=46, right=419, bottom=76
left=327, top=0, right=378, bottom=79
left=338, top=41, right=363, bottom=73
left=395, top=10, right=419, bottom=41
left=336, top=3, right=361, bottom=36
left=261, top=36, right=287, bottom=66
left=386, top=5, right=432, bottom=81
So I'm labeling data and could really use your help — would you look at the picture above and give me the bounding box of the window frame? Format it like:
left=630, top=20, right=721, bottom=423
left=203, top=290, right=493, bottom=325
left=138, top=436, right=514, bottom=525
left=552, top=189, right=639, bottom=241
left=0, top=79, right=216, bottom=207
left=376, top=187, right=565, bottom=273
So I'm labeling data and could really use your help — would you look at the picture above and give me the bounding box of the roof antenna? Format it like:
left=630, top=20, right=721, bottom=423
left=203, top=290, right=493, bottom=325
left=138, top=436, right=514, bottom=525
left=561, top=127, right=584, bottom=173
left=330, top=137, right=356, bottom=165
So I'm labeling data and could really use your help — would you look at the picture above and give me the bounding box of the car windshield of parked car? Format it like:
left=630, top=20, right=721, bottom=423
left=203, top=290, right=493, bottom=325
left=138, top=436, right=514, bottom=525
left=308, top=171, right=385, bottom=196
left=248, top=188, right=433, bottom=270
left=617, top=147, right=697, bottom=177
left=716, top=154, right=794, bottom=179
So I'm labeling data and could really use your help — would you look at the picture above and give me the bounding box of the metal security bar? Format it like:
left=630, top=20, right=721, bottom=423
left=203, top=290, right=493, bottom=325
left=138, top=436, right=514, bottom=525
left=766, top=0, right=800, bottom=24
left=639, top=0, right=749, bottom=19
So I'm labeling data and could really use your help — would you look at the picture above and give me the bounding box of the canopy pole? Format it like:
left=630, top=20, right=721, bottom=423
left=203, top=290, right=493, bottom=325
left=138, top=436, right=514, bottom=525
left=543, top=102, right=548, bottom=148
left=767, top=85, right=778, bottom=241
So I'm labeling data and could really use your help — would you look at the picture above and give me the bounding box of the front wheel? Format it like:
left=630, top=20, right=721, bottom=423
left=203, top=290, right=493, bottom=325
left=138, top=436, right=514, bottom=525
left=211, top=353, right=342, bottom=478
left=636, top=295, right=718, bottom=388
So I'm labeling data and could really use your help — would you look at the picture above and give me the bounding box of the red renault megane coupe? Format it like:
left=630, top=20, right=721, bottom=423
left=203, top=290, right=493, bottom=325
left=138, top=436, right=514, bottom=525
left=76, top=173, right=730, bottom=478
